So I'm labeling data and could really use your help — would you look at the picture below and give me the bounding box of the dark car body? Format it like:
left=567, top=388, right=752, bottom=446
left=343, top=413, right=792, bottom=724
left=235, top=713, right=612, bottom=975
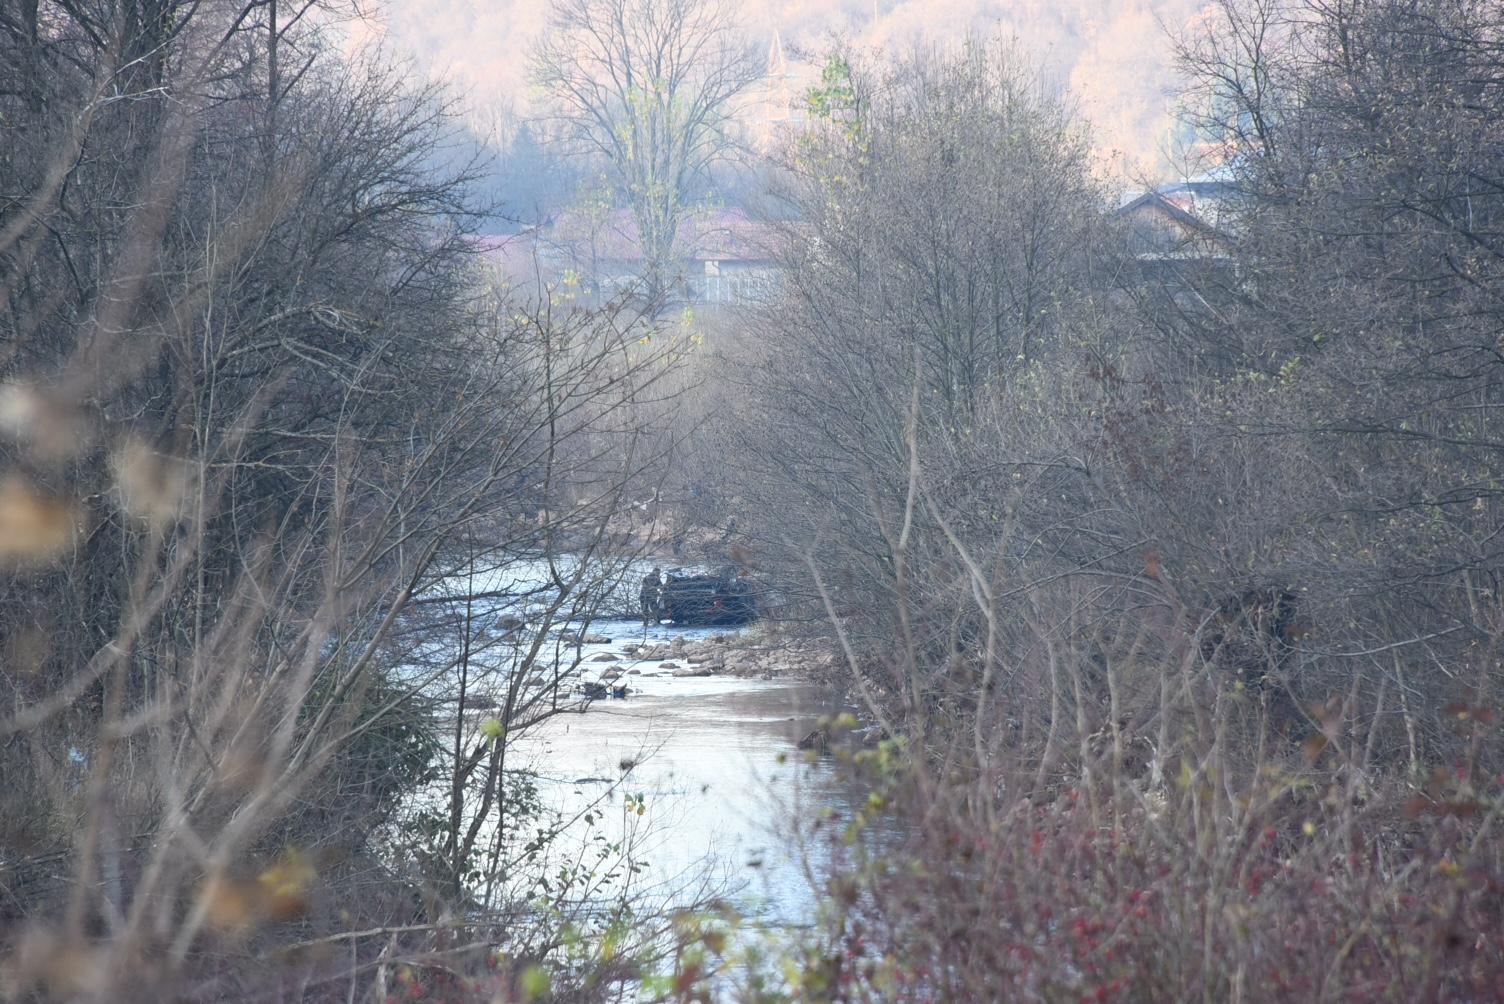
left=657, top=570, right=759, bottom=626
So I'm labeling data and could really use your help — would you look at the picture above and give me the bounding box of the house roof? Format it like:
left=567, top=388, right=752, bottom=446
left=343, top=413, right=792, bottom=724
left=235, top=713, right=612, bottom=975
left=476, top=207, right=787, bottom=270
left=1115, top=188, right=1236, bottom=261
left=686, top=208, right=786, bottom=262
left=466, top=232, right=548, bottom=282
left=1116, top=189, right=1226, bottom=237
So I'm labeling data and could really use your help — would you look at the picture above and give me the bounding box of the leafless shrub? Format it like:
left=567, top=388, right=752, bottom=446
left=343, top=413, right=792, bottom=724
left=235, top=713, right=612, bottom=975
left=709, top=17, right=1504, bottom=1000
left=1, top=3, right=693, bottom=999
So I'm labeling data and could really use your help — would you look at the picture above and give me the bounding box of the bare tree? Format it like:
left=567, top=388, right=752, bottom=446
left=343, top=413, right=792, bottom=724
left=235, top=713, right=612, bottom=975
left=722, top=39, right=1118, bottom=655
left=530, top=0, right=760, bottom=304
left=0, top=2, right=692, bottom=997
left=711, top=22, right=1504, bottom=999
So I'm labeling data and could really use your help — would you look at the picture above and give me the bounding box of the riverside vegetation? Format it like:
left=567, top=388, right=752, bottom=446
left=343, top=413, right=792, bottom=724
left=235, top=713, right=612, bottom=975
left=5, top=0, right=1504, bottom=1001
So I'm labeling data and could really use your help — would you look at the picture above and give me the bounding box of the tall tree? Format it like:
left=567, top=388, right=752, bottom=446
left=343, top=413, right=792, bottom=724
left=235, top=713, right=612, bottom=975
left=0, top=2, right=683, bottom=993
left=531, top=0, right=759, bottom=305
left=727, top=40, right=1113, bottom=649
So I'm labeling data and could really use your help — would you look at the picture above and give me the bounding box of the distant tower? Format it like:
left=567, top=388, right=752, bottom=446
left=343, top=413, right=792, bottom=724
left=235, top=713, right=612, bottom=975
left=742, top=27, right=798, bottom=149
left=765, top=28, right=791, bottom=125
left=768, top=27, right=788, bottom=76
left=734, top=26, right=809, bottom=150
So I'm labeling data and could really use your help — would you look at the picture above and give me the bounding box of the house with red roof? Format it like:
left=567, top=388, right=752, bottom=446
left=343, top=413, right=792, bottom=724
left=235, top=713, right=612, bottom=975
left=474, top=207, right=786, bottom=310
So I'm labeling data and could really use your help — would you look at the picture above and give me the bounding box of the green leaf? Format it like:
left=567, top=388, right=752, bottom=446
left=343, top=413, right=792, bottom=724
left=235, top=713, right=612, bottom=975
left=520, top=964, right=551, bottom=999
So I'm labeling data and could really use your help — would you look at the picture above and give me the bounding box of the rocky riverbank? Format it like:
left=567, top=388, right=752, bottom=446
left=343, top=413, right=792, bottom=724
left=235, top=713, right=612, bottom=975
left=618, top=630, right=839, bottom=680
left=550, top=621, right=884, bottom=754
left=557, top=624, right=841, bottom=695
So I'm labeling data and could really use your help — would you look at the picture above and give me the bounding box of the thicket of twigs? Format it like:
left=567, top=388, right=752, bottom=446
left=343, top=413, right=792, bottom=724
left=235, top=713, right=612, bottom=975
left=704, top=2, right=1504, bottom=999
left=9, top=0, right=1504, bottom=1000
left=0, top=3, right=704, bottom=1000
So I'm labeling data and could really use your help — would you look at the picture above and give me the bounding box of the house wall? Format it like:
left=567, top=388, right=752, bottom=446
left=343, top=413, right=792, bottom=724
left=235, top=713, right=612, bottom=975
left=693, top=260, right=781, bottom=305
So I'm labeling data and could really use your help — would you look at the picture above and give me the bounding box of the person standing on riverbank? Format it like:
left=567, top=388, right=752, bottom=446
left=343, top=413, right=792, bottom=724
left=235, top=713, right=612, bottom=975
left=640, top=567, right=663, bottom=626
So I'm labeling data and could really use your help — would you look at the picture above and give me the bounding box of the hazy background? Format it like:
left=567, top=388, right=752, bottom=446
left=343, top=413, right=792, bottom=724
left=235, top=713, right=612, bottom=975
left=354, top=0, right=1206, bottom=179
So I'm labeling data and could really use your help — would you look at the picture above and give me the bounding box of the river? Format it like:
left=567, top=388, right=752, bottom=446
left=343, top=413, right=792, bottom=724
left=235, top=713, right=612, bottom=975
left=401, top=556, right=869, bottom=990
left=513, top=617, right=858, bottom=930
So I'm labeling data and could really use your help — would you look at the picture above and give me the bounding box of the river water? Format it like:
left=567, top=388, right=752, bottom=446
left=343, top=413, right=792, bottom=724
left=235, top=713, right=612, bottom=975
left=402, top=554, right=869, bottom=987
left=513, top=617, right=858, bottom=930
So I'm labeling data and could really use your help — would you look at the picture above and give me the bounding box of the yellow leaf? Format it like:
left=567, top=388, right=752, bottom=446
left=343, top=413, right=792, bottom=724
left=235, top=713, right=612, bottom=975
left=0, top=476, right=78, bottom=568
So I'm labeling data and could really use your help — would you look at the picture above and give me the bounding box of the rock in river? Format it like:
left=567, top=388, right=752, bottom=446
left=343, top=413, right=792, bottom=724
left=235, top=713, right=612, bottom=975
left=797, top=728, right=829, bottom=752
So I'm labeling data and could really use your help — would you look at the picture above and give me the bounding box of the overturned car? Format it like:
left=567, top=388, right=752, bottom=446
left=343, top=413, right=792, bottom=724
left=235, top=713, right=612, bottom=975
left=655, top=569, right=759, bottom=626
